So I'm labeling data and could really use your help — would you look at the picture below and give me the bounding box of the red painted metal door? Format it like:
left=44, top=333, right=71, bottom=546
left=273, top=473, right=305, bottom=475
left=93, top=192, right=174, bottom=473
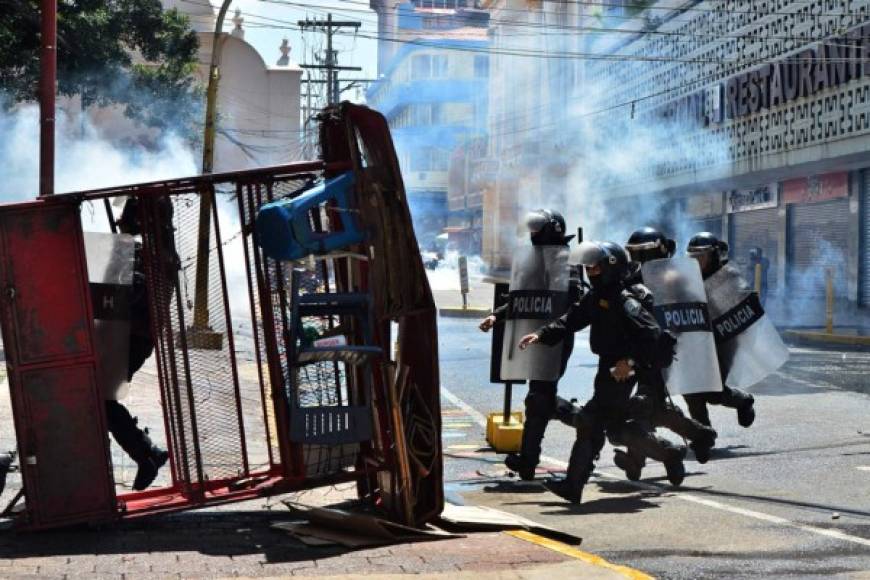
left=0, top=200, right=116, bottom=528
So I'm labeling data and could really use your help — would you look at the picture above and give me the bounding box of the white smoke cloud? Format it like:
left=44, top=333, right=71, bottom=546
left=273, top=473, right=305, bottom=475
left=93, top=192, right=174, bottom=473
left=489, top=15, right=732, bottom=251
left=0, top=102, right=197, bottom=202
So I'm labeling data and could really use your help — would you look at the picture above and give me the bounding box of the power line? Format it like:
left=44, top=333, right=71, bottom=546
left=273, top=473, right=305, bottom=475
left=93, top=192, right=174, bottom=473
left=298, top=14, right=363, bottom=105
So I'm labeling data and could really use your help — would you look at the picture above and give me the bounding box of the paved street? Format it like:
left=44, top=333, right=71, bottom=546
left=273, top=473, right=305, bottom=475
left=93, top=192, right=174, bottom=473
left=437, top=308, right=870, bottom=579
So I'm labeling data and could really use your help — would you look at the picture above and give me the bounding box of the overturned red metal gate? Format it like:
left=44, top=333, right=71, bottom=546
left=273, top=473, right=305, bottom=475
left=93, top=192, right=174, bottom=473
left=0, top=103, right=442, bottom=530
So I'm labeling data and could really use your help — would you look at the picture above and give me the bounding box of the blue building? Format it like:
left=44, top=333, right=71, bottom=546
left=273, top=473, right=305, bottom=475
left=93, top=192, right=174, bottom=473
left=366, top=2, right=489, bottom=248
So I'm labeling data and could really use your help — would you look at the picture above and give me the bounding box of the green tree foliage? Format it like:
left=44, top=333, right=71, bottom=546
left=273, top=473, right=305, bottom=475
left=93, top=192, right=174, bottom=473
left=0, top=0, right=201, bottom=133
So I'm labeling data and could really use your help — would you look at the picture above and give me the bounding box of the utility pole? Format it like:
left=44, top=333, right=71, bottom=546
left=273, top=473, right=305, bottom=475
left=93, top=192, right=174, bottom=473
left=39, top=0, right=56, bottom=197
left=298, top=14, right=362, bottom=106
left=190, top=0, right=234, bottom=350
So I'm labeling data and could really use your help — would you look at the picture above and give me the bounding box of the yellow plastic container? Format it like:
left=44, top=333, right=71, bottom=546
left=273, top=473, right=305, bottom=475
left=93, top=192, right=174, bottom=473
left=485, top=411, right=524, bottom=453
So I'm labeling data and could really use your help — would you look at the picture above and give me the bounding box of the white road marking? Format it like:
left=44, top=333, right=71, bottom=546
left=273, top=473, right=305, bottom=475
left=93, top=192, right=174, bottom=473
left=441, top=385, right=870, bottom=549
left=774, top=371, right=842, bottom=392
left=856, top=466, right=870, bottom=472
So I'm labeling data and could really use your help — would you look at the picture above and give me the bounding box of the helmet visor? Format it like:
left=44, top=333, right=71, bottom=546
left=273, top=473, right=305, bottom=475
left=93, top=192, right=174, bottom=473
left=625, top=240, right=662, bottom=253
left=525, top=211, right=548, bottom=234
left=686, top=245, right=714, bottom=257
left=571, top=241, right=608, bottom=267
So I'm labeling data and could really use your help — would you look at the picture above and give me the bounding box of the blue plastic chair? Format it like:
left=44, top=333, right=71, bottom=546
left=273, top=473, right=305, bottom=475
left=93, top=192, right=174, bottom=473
left=256, top=171, right=364, bottom=260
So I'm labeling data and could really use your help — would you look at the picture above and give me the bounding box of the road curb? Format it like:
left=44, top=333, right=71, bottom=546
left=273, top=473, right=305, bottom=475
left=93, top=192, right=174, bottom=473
left=439, top=307, right=490, bottom=318
left=784, top=330, right=870, bottom=348
left=506, top=530, right=654, bottom=580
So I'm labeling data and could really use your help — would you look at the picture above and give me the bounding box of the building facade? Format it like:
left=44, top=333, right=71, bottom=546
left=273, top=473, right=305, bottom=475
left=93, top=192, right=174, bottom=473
left=367, top=2, right=489, bottom=248
left=483, top=0, right=870, bottom=327
left=572, top=0, right=870, bottom=327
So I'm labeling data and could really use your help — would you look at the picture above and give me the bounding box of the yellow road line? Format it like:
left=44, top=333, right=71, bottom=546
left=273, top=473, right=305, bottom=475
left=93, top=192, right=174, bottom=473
left=506, top=530, right=655, bottom=580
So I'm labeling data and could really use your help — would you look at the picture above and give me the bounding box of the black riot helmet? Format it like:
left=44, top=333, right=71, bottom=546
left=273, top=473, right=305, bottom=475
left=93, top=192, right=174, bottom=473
left=625, top=226, right=676, bottom=264
left=574, top=240, right=630, bottom=290
left=687, top=231, right=729, bottom=276
left=525, top=208, right=572, bottom=246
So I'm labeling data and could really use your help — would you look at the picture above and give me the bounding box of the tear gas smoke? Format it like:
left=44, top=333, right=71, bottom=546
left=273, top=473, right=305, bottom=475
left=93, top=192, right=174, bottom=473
left=771, top=239, right=848, bottom=328
left=385, top=8, right=733, bottom=271
left=426, top=250, right=486, bottom=292
left=0, top=101, right=197, bottom=201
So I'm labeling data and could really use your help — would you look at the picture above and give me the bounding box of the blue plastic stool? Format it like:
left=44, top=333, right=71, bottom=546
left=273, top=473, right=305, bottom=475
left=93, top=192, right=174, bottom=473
left=255, top=171, right=364, bottom=260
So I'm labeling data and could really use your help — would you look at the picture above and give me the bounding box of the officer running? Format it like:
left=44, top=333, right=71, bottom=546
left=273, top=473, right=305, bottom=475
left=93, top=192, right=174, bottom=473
left=105, top=197, right=178, bottom=490
left=518, top=241, right=686, bottom=503
left=683, top=232, right=756, bottom=434
left=613, top=227, right=718, bottom=480
left=480, top=209, right=578, bottom=480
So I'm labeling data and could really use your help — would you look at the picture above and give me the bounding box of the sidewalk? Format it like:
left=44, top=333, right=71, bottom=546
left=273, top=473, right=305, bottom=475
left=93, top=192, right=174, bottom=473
left=0, top=495, right=635, bottom=579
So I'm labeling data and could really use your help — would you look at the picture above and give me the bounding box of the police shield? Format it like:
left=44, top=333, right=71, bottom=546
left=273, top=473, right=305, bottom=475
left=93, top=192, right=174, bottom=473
left=641, top=257, right=723, bottom=395
left=500, top=245, right=570, bottom=381
left=705, top=264, right=789, bottom=388
left=85, top=232, right=134, bottom=400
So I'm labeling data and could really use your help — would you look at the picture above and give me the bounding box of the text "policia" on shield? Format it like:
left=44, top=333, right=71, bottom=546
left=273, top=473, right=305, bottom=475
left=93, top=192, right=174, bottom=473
left=506, top=290, right=569, bottom=320
left=654, top=302, right=712, bottom=332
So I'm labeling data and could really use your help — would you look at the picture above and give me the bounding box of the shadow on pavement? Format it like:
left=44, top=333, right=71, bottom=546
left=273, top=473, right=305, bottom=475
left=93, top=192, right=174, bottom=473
left=526, top=494, right=661, bottom=516
left=0, top=511, right=346, bottom=563
left=481, top=481, right=548, bottom=494
left=706, top=438, right=870, bottom=462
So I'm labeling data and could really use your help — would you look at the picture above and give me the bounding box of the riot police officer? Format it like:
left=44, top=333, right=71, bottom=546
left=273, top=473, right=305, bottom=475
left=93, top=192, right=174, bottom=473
left=480, top=209, right=577, bottom=480
left=105, top=197, right=178, bottom=490
left=518, top=241, right=685, bottom=503
left=614, top=228, right=718, bottom=478
left=684, top=232, right=756, bottom=432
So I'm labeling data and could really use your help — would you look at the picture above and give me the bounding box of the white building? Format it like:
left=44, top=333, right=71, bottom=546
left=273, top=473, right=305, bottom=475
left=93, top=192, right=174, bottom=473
left=64, top=1, right=303, bottom=174
left=166, top=2, right=303, bottom=172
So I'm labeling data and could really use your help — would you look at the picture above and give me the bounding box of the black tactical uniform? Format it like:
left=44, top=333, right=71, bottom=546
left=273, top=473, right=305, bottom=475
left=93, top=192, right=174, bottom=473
left=489, top=209, right=578, bottom=480
left=614, top=229, right=718, bottom=477
left=105, top=197, right=178, bottom=491
left=535, top=242, right=685, bottom=503
left=683, top=233, right=755, bottom=432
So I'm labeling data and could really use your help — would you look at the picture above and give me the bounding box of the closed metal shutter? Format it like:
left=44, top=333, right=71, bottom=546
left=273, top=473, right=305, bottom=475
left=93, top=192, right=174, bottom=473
left=728, top=208, right=779, bottom=292
left=787, top=198, right=850, bottom=297
left=861, top=170, right=870, bottom=305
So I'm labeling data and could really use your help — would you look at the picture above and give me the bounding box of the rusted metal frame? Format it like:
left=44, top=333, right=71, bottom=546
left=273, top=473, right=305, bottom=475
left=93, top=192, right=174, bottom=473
left=172, top=188, right=212, bottom=492
left=44, top=161, right=341, bottom=202
left=0, top=202, right=118, bottom=527
left=237, top=182, right=275, bottom=468
left=249, top=182, right=296, bottom=478
left=268, top=255, right=301, bottom=476
left=120, top=465, right=371, bottom=519
left=139, top=194, right=193, bottom=491
left=208, top=185, right=250, bottom=477
left=340, top=115, right=394, bottom=493
left=163, top=193, right=208, bottom=495
left=261, top=181, right=307, bottom=478
left=137, top=193, right=183, bottom=488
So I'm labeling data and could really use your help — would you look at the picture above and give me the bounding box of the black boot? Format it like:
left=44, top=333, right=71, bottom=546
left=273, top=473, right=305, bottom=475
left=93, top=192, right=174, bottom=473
left=133, top=442, right=169, bottom=491
left=613, top=448, right=644, bottom=481
left=105, top=401, right=169, bottom=491
left=690, top=426, right=717, bottom=464
left=663, top=448, right=686, bottom=487
left=544, top=479, right=582, bottom=504
left=0, top=451, right=15, bottom=496
left=737, top=395, right=756, bottom=428
left=505, top=454, right=536, bottom=481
